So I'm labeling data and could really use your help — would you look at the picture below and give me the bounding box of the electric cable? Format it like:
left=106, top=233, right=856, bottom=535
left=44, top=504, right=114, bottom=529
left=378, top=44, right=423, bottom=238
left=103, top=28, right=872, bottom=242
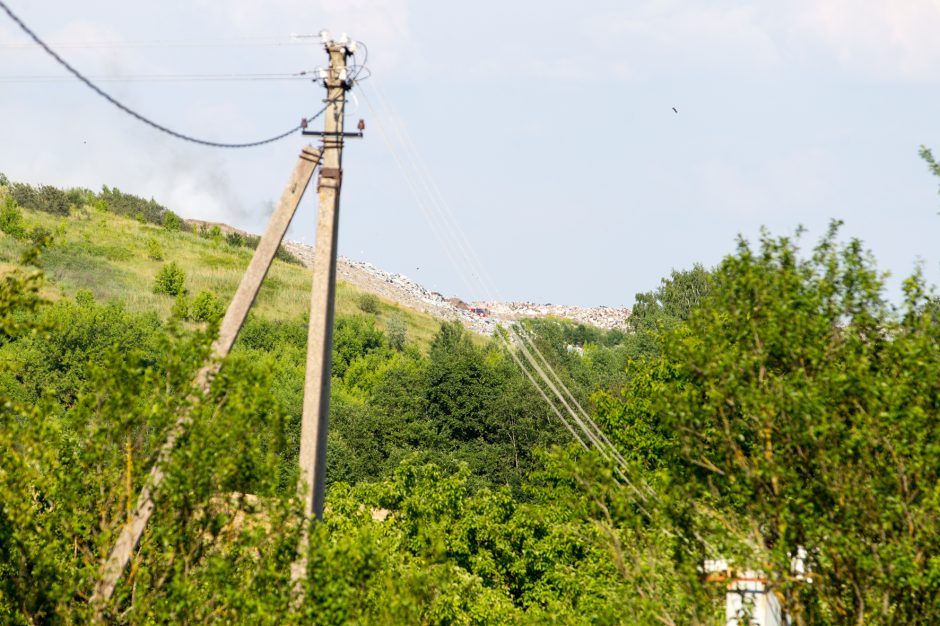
left=357, top=80, right=644, bottom=490
left=362, top=79, right=617, bottom=446
left=0, top=0, right=317, bottom=148
left=0, top=36, right=318, bottom=49
left=359, top=83, right=730, bottom=550
left=0, top=72, right=315, bottom=83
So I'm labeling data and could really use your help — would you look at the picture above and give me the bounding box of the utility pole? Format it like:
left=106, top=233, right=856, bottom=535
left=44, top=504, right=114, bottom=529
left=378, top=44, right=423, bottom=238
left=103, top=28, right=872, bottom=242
left=292, top=35, right=357, bottom=587
left=93, top=146, right=321, bottom=610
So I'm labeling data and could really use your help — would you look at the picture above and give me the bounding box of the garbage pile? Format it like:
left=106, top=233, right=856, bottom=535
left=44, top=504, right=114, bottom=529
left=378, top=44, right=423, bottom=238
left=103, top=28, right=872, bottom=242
left=281, top=242, right=629, bottom=335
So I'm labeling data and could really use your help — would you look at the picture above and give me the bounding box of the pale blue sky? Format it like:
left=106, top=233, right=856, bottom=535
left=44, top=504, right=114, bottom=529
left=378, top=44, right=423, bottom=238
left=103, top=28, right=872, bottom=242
left=1, top=0, right=939, bottom=306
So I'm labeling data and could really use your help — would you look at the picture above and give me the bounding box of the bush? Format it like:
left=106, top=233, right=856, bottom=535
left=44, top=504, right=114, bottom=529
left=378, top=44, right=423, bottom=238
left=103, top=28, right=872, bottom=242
left=0, top=199, right=26, bottom=239
left=171, top=292, right=189, bottom=320
left=28, top=226, right=53, bottom=248
left=10, top=183, right=70, bottom=216
left=357, top=293, right=380, bottom=315
left=75, top=289, right=95, bottom=306
left=65, top=187, right=90, bottom=209
left=386, top=314, right=407, bottom=350
left=225, top=231, right=245, bottom=248
left=97, top=185, right=170, bottom=225
left=0, top=172, right=8, bottom=186
left=190, top=290, right=224, bottom=323
left=275, top=244, right=302, bottom=265
left=146, top=237, right=164, bottom=261
left=153, top=261, right=186, bottom=296
left=162, top=211, right=184, bottom=231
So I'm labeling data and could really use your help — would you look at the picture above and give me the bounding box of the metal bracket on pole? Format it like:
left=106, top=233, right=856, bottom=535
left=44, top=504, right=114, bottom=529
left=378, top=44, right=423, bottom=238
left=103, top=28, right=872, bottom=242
left=302, top=130, right=363, bottom=138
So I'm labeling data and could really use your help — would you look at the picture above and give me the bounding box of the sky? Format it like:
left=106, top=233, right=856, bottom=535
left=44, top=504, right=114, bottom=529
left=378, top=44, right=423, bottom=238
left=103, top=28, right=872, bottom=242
left=1, top=0, right=939, bottom=306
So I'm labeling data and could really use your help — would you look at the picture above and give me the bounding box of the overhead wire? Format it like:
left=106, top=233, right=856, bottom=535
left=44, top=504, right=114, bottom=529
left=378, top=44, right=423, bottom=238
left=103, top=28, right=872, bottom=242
left=361, top=81, right=596, bottom=414
left=0, top=36, right=318, bottom=49
left=354, top=83, right=621, bottom=489
left=0, top=0, right=315, bottom=148
left=0, top=72, right=315, bottom=83
left=354, top=80, right=728, bottom=549
left=356, top=77, right=734, bottom=552
left=356, top=78, right=644, bottom=495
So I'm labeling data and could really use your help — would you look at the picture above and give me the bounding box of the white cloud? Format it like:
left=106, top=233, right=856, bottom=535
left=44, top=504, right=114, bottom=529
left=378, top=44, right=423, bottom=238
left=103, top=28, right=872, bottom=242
left=792, top=0, right=940, bottom=81
left=581, top=3, right=781, bottom=76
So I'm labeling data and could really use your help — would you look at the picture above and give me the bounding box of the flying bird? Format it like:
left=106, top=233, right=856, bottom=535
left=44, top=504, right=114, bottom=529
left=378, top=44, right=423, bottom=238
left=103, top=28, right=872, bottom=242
left=672, top=107, right=678, bottom=114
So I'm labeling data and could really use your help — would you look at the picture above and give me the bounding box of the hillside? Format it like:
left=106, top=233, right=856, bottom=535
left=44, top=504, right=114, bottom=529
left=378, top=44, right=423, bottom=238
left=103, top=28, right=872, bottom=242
left=0, top=203, right=443, bottom=346
left=78, top=206, right=634, bottom=338
left=4, top=176, right=939, bottom=623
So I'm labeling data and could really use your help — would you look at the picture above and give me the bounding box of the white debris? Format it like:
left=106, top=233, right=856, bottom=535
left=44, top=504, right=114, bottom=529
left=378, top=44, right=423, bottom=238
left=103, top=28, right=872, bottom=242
left=281, top=242, right=630, bottom=336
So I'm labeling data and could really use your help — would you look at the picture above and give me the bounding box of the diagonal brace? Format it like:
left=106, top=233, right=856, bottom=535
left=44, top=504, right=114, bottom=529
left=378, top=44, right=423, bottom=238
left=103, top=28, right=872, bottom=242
left=91, top=145, right=322, bottom=609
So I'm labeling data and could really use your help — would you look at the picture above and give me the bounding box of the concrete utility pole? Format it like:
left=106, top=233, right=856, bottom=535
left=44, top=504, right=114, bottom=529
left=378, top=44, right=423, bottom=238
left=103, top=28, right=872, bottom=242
left=93, top=146, right=322, bottom=609
left=298, top=39, right=348, bottom=521
left=291, top=36, right=355, bottom=587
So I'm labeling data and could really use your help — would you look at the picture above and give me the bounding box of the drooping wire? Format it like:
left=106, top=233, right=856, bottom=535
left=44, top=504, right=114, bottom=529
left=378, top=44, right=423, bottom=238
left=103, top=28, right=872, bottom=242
left=0, top=36, right=318, bottom=49
left=357, top=80, right=640, bottom=483
left=0, top=72, right=315, bottom=83
left=358, top=78, right=732, bottom=554
left=0, top=0, right=314, bottom=148
left=350, top=41, right=370, bottom=82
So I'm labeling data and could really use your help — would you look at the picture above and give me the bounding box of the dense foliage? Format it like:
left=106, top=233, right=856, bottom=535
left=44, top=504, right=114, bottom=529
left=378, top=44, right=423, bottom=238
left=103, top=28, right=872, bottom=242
left=2, top=174, right=940, bottom=623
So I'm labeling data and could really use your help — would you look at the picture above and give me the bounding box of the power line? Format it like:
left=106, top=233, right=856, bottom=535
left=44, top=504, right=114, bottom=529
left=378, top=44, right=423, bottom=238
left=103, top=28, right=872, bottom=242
left=357, top=80, right=639, bottom=483
left=0, top=1, right=315, bottom=148
left=0, top=37, right=317, bottom=49
left=0, top=72, right=313, bottom=83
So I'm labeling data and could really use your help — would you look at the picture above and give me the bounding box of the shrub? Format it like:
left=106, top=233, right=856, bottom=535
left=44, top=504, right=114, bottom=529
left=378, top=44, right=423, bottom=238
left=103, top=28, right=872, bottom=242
left=97, top=185, right=170, bottom=225
left=146, top=237, right=164, bottom=261
left=65, top=188, right=92, bottom=210
left=0, top=172, right=8, bottom=186
left=274, top=245, right=302, bottom=265
left=225, top=232, right=245, bottom=248
left=357, top=293, right=380, bottom=315
left=0, top=199, right=26, bottom=239
left=190, top=290, right=224, bottom=323
left=171, top=292, right=189, bottom=320
left=28, top=226, right=53, bottom=248
left=386, top=313, right=407, bottom=350
left=74, top=289, right=94, bottom=306
left=208, top=225, right=223, bottom=243
left=162, top=211, right=184, bottom=232
left=153, top=261, right=186, bottom=296
left=10, top=184, right=70, bottom=216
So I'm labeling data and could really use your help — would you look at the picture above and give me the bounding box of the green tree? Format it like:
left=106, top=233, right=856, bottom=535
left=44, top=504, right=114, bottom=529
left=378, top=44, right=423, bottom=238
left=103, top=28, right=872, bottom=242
left=0, top=199, right=26, bottom=239
left=628, top=263, right=712, bottom=335
left=146, top=237, right=164, bottom=261
left=386, top=313, right=407, bottom=350
left=161, top=211, right=184, bottom=231
left=357, top=293, right=380, bottom=315
left=190, top=290, right=224, bottom=323
left=153, top=261, right=186, bottom=296
left=598, top=223, right=940, bottom=623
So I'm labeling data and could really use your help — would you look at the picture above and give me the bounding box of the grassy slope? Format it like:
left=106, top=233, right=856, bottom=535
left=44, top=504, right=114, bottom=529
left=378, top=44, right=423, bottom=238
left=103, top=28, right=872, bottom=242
left=0, top=205, right=443, bottom=347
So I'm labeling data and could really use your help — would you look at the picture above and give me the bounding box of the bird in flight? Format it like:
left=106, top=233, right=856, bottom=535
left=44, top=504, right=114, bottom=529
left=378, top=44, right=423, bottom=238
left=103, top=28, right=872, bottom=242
left=672, top=107, right=678, bottom=114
